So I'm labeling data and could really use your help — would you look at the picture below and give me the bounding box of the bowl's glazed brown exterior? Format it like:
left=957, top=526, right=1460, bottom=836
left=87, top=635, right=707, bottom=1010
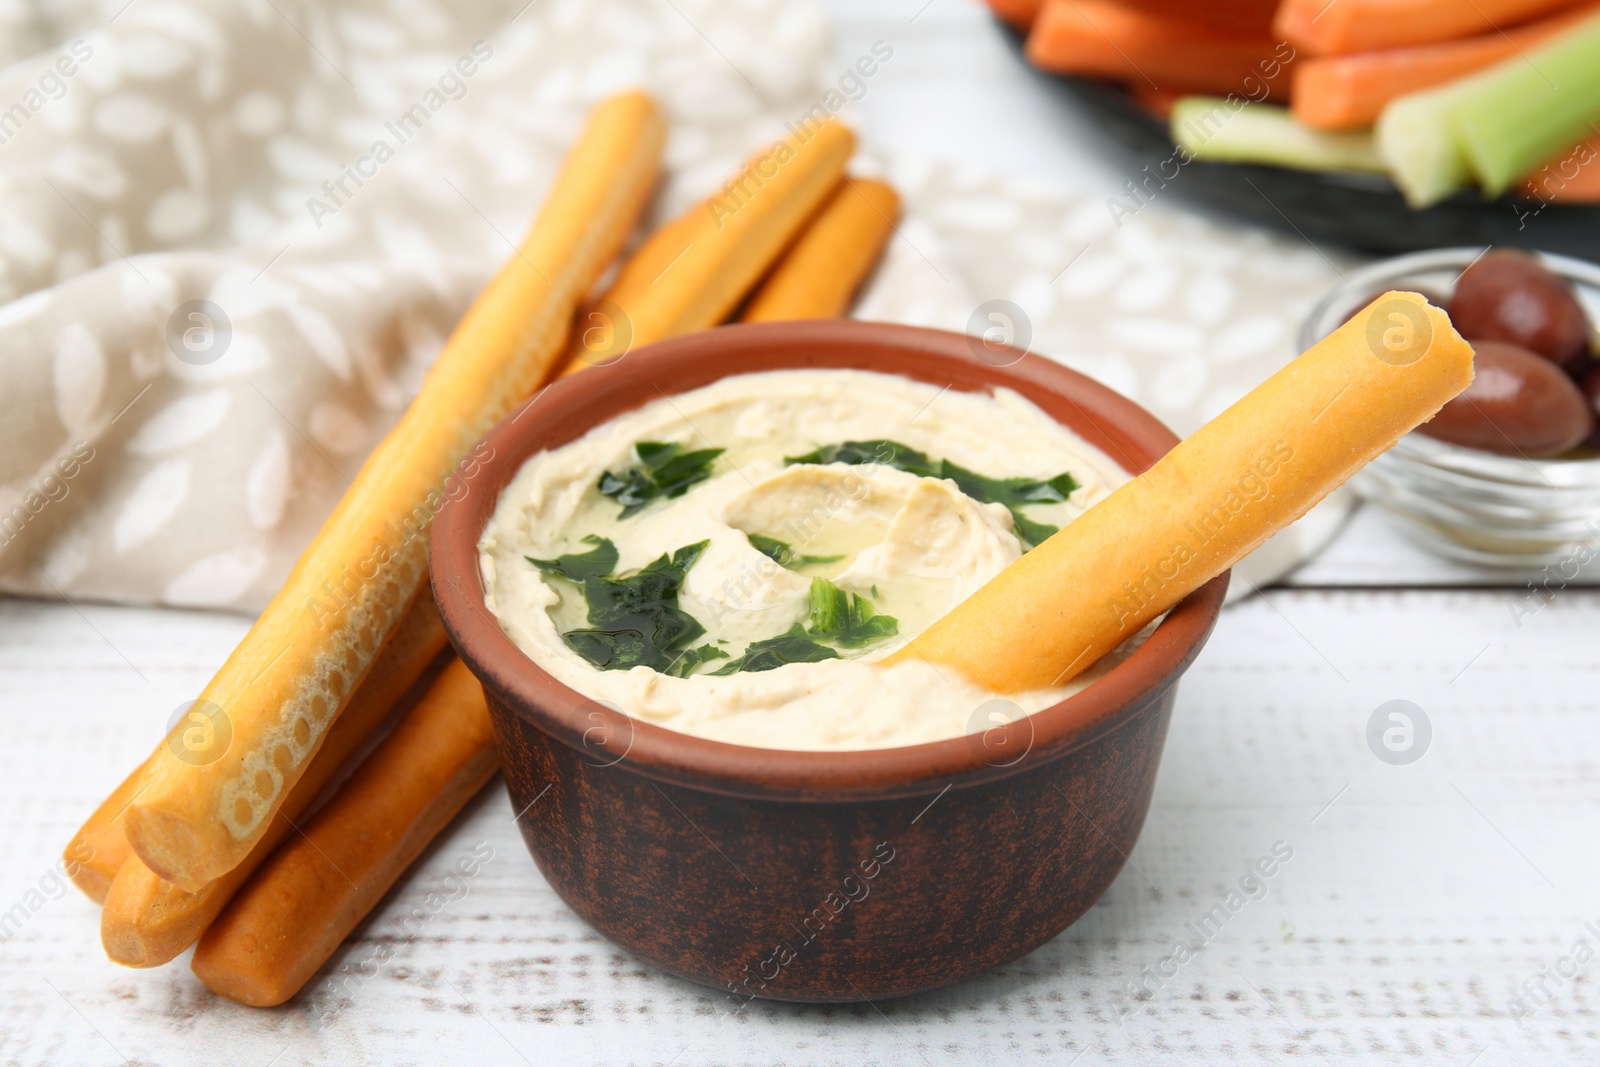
left=431, top=321, right=1228, bottom=1004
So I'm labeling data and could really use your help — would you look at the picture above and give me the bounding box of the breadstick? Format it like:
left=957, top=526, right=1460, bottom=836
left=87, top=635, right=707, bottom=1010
left=69, top=593, right=444, bottom=908
left=100, top=594, right=447, bottom=967
left=563, top=118, right=855, bottom=373
left=739, top=176, right=899, bottom=322
left=123, top=92, right=661, bottom=892
left=64, top=757, right=151, bottom=904
left=885, top=292, right=1474, bottom=691
left=190, top=659, right=496, bottom=1007
left=565, top=212, right=698, bottom=370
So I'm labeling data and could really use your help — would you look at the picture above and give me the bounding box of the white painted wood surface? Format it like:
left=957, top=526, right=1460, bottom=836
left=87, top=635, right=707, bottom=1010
left=4, top=579, right=1599, bottom=1066
left=5, top=2, right=1599, bottom=1064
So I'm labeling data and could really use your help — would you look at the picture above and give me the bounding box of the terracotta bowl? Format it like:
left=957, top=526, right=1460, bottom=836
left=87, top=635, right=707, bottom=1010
left=430, top=320, right=1228, bottom=1004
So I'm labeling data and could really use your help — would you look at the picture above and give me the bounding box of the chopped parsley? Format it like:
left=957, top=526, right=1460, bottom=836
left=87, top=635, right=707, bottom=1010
left=784, top=440, right=907, bottom=468
left=525, top=534, right=618, bottom=581
left=530, top=541, right=900, bottom=679
left=784, top=439, right=1078, bottom=549
left=664, top=643, right=731, bottom=678
left=598, top=441, right=725, bottom=518
left=527, top=537, right=715, bottom=672
left=806, top=577, right=898, bottom=648
left=711, top=624, right=840, bottom=674
left=709, top=578, right=897, bottom=675
left=746, top=532, right=843, bottom=570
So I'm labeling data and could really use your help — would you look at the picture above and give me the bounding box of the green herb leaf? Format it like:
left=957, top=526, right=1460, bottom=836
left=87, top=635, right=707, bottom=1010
left=746, top=532, right=790, bottom=564
left=664, top=643, right=731, bottom=678
left=785, top=439, right=935, bottom=475
left=1008, top=512, right=1060, bottom=549
left=711, top=580, right=896, bottom=675
left=746, top=532, right=843, bottom=570
left=784, top=439, right=1078, bottom=549
left=526, top=535, right=619, bottom=581
left=533, top=539, right=711, bottom=673
left=643, top=539, right=710, bottom=577
left=560, top=629, right=654, bottom=671
left=807, top=578, right=899, bottom=649
left=936, top=460, right=1079, bottom=511
left=595, top=468, right=655, bottom=518
left=599, top=441, right=725, bottom=518
left=935, top=460, right=1079, bottom=548
left=711, top=624, right=841, bottom=675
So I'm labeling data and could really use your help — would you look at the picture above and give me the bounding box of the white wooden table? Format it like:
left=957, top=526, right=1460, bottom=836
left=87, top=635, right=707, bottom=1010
left=5, top=3, right=1600, bottom=1065
left=6, top=507, right=1600, bottom=1067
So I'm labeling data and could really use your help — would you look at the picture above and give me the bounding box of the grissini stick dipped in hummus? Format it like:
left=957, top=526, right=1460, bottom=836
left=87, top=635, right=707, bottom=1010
left=123, top=91, right=665, bottom=892
left=739, top=176, right=900, bottom=322
left=100, top=594, right=447, bottom=967
left=884, top=292, right=1475, bottom=692
left=66, top=592, right=445, bottom=906
left=563, top=118, right=856, bottom=373
left=191, top=659, right=496, bottom=1007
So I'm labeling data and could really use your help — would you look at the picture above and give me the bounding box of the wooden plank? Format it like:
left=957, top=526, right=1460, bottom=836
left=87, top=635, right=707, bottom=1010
left=3, top=588, right=1596, bottom=1065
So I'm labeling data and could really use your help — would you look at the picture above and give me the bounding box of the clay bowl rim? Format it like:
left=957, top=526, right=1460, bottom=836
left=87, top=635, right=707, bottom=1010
left=431, top=319, right=1228, bottom=803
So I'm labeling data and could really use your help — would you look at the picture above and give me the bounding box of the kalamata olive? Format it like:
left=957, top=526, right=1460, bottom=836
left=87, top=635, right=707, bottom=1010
left=1418, top=340, right=1595, bottom=457
left=1583, top=365, right=1600, bottom=450
left=1448, top=249, right=1590, bottom=374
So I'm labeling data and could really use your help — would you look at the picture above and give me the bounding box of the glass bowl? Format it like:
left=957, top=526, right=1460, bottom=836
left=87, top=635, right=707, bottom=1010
left=1299, top=248, right=1600, bottom=568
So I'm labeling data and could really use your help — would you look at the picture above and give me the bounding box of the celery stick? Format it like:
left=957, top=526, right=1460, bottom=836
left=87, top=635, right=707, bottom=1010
left=1450, top=10, right=1600, bottom=197
left=1375, top=80, right=1478, bottom=209
left=1171, top=97, right=1388, bottom=176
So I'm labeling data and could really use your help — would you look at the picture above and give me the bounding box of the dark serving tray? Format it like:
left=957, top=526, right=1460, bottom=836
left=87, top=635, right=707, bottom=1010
left=1010, top=33, right=1600, bottom=260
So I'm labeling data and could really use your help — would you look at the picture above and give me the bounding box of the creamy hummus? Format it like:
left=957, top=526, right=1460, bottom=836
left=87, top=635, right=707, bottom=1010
left=479, top=369, right=1137, bottom=751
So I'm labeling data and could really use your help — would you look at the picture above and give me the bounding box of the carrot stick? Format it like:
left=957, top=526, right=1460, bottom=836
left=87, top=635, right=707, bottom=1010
left=739, top=177, right=899, bottom=323
left=883, top=293, right=1474, bottom=692
left=122, top=92, right=662, bottom=893
left=1293, top=2, right=1600, bottom=128
left=985, top=0, right=1045, bottom=29
left=1129, top=84, right=1186, bottom=119
left=996, top=0, right=1280, bottom=33
left=190, top=659, right=497, bottom=1007
left=100, top=594, right=447, bottom=967
left=1025, top=0, right=1293, bottom=98
left=1520, top=130, right=1600, bottom=201
left=1274, top=0, right=1586, bottom=56
left=562, top=118, right=855, bottom=374
left=1103, top=0, right=1281, bottom=32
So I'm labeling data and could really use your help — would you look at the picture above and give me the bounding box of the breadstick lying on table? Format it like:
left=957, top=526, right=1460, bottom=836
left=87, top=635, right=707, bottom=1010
left=885, top=292, right=1475, bottom=691
left=739, top=176, right=899, bottom=322
left=64, top=755, right=152, bottom=904
left=191, top=658, right=496, bottom=1007
left=122, top=91, right=663, bottom=893
left=66, top=592, right=445, bottom=907
left=563, top=118, right=856, bottom=373
left=100, top=593, right=447, bottom=967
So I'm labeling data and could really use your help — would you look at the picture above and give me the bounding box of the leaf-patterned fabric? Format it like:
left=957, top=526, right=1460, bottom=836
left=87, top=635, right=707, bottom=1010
left=0, top=0, right=1346, bottom=612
